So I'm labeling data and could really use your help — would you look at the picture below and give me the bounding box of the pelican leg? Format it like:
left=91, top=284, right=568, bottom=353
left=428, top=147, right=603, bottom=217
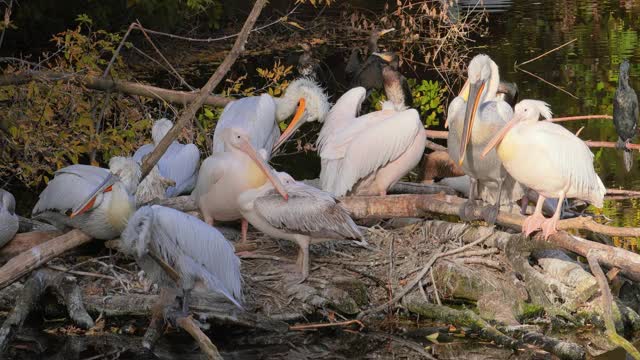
left=482, top=178, right=505, bottom=225
left=240, top=218, right=248, bottom=244
left=520, top=194, right=529, bottom=215
left=522, top=194, right=546, bottom=237
left=616, top=137, right=627, bottom=150
left=459, top=177, right=478, bottom=221
left=541, top=191, right=565, bottom=240
left=296, top=237, right=311, bottom=281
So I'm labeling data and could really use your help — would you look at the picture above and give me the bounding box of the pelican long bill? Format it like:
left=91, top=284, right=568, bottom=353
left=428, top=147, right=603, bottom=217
left=272, top=98, right=307, bottom=152
left=458, top=80, right=485, bottom=165
left=70, top=173, right=117, bottom=218
left=238, top=138, right=289, bottom=200
left=444, top=79, right=470, bottom=129
left=481, top=116, right=520, bottom=158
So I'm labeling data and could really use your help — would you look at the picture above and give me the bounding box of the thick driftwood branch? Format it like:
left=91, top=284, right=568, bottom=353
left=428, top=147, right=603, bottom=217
left=0, top=231, right=61, bottom=264
left=0, top=229, right=92, bottom=290
left=587, top=254, right=640, bottom=359
left=339, top=194, right=640, bottom=282
left=387, top=181, right=457, bottom=195
left=0, top=70, right=231, bottom=107
left=140, top=0, right=268, bottom=179
left=176, top=316, right=223, bottom=360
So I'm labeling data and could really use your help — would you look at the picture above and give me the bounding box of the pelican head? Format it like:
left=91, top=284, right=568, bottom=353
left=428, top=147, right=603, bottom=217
left=481, top=99, right=553, bottom=158
left=152, top=118, right=174, bottom=145
left=459, top=54, right=500, bottom=165
left=121, top=205, right=155, bottom=258
left=272, top=78, right=330, bottom=152
left=222, top=128, right=289, bottom=200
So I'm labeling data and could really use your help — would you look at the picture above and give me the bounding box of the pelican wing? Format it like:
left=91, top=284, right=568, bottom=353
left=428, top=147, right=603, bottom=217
left=526, top=121, right=605, bottom=206
left=32, top=165, right=109, bottom=215
left=254, top=182, right=362, bottom=239
left=158, top=143, right=201, bottom=197
left=133, top=143, right=154, bottom=163
left=324, top=109, right=423, bottom=196
left=317, top=87, right=366, bottom=153
left=191, top=154, right=226, bottom=199
left=212, top=94, right=278, bottom=154
left=147, top=205, right=242, bottom=307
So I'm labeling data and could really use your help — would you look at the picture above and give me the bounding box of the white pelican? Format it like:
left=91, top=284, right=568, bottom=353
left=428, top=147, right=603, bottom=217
left=121, top=205, right=242, bottom=310
left=135, top=163, right=175, bottom=206
left=192, top=128, right=288, bottom=243
left=0, top=189, right=18, bottom=247
left=447, top=54, right=524, bottom=223
left=238, top=171, right=363, bottom=280
left=315, top=62, right=425, bottom=197
left=134, top=118, right=200, bottom=197
left=482, top=100, right=606, bottom=239
left=213, top=78, right=329, bottom=156
left=32, top=157, right=141, bottom=240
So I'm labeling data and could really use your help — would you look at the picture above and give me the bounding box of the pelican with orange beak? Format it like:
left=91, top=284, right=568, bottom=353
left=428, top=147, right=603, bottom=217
left=192, top=128, right=288, bottom=243
left=447, top=54, right=524, bottom=224
left=212, top=78, right=329, bottom=157
left=481, top=100, right=605, bottom=239
left=32, top=157, right=141, bottom=239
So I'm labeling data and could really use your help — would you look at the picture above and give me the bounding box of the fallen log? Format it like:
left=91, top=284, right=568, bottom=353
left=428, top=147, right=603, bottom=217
left=339, top=194, right=640, bottom=282
left=0, top=231, right=61, bottom=264
left=0, top=229, right=92, bottom=290
left=0, top=70, right=231, bottom=108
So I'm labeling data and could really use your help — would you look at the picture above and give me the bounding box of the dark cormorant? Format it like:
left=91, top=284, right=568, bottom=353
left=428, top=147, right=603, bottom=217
left=374, top=51, right=413, bottom=109
left=297, top=42, right=320, bottom=79
left=613, top=60, right=638, bottom=172
left=345, top=28, right=395, bottom=91
left=497, top=81, right=519, bottom=109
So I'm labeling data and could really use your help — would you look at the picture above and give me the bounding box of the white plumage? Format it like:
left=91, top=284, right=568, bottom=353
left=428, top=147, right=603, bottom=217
left=238, top=172, right=362, bottom=279
left=121, top=205, right=242, bottom=308
left=135, top=164, right=175, bottom=207
left=32, top=157, right=140, bottom=239
left=134, top=118, right=200, bottom=197
left=486, top=99, right=606, bottom=238
left=318, top=87, right=426, bottom=197
left=0, top=189, right=18, bottom=247
left=213, top=77, right=330, bottom=158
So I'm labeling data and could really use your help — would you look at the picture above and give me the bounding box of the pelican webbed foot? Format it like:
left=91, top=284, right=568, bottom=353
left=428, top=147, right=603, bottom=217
left=616, top=137, right=628, bottom=151
left=481, top=204, right=499, bottom=225
left=540, top=217, right=559, bottom=240
left=522, top=213, right=546, bottom=237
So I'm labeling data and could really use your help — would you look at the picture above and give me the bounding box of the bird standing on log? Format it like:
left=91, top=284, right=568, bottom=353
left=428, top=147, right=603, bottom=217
left=0, top=189, right=18, bottom=247
left=446, top=54, right=524, bottom=224
left=482, top=99, right=606, bottom=239
left=192, top=128, right=289, bottom=243
left=134, top=118, right=200, bottom=197
left=316, top=58, right=425, bottom=197
left=121, top=205, right=243, bottom=310
left=238, top=172, right=362, bottom=280
left=214, top=78, right=329, bottom=156
left=33, top=157, right=141, bottom=240
left=613, top=60, right=638, bottom=172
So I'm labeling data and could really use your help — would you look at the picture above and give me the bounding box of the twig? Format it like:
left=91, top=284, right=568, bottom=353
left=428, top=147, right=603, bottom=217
left=584, top=140, right=640, bottom=151
left=358, top=246, right=444, bottom=319
left=425, top=139, right=447, bottom=152
left=103, top=23, right=135, bottom=78
left=289, top=319, right=365, bottom=331
left=516, top=38, right=577, bottom=67
left=148, top=250, right=180, bottom=282
left=140, top=0, right=268, bottom=179
left=239, top=254, right=293, bottom=262
left=549, top=115, right=613, bottom=122
left=176, top=316, right=223, bottom=360
left=0, top=0, right=13, bottom=50
left=516, top=66, right=578, bottom=99
left=455, top=257, right=502, bottom=271
left=46, top=265, right=117, bottom=281
left=587, top=252, right=640, bottom=360
left=429, top=268, right=441, bottom=306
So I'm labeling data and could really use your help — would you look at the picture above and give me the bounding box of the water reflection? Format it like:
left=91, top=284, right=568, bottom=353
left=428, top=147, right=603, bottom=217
left=474, top=0, right=640, bottom=228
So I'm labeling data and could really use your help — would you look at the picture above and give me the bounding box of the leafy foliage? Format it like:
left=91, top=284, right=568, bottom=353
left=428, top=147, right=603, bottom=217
left=409, top=79, right=445, bottom=127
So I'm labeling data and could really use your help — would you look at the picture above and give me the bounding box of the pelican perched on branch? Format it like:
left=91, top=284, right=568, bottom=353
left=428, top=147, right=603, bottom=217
left=33, top=157, right=141, bottom=239
left=192, top=128, right=289, bottom=243
left=482, top=100, right=606, bottom=239
left=316, top=62, right=425, bottom=197
left=134, top=118, right=200, bottom=197
left=447, top=54, right=524, bottom=224
left=613, top=60, right=638, bottom=172
left=0, top=189, right=18, bottom=247
left=213, top=78, right=329, bottom=157
left=238, top=172, right=362, bottom=280
left=121, top=205, right=243, bottom=310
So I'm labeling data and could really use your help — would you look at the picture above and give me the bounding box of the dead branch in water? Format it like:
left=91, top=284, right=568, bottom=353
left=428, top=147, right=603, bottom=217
left=549, top=115, right=613, bottom=122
